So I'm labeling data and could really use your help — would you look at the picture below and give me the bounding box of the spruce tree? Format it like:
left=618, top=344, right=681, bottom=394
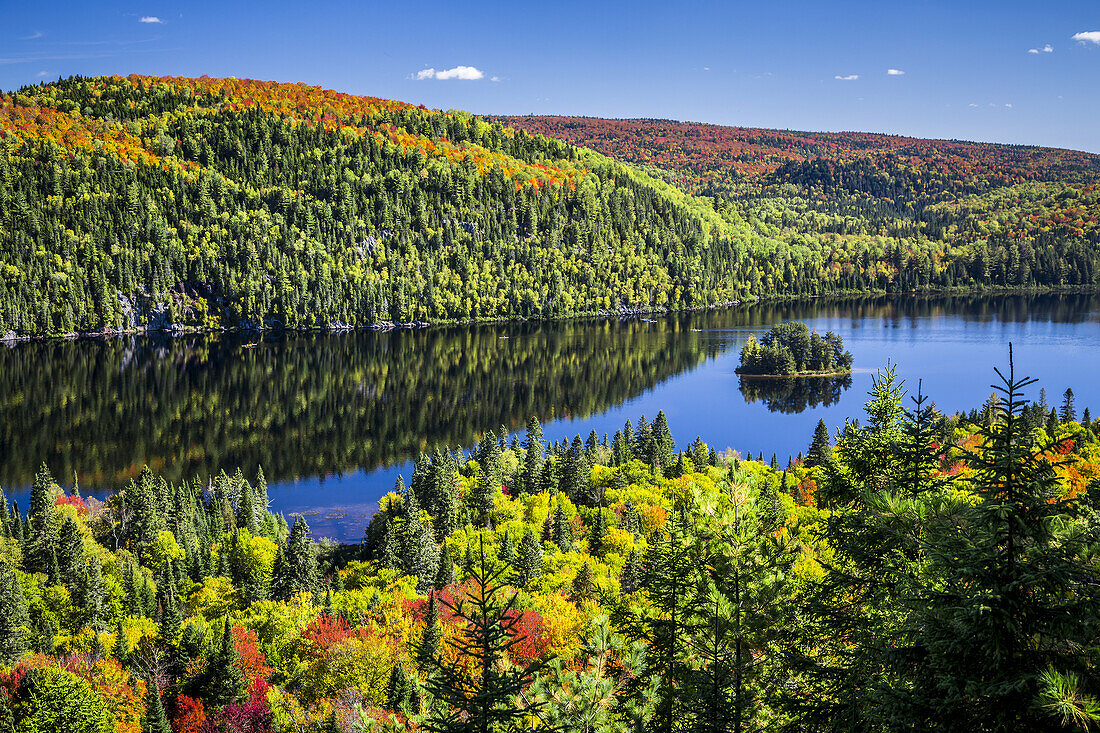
left=199, top=617, right=244, bottom=709
left=498, top=529, right=515, bottom=568
left=0, top=561, right=29, bottom=664
left=1061, top=387, right=1077, bottom=422
left=419, top=538, right=549, bottom=731
left=617, top=511, right=699, bottom=732
left=386, top=662, right=416, bottom=716
left=911, top=353, right=1100, bottom=729
left=806, top=419, right=832, bottom=468
left=141, top=684, right=171, bottom=733
left=552, top=502, right=574, bottom=552
left=284, top=516, right=320, bottom=597
left=588, top=509, right=607, bottom=558
left=415, top=591, right=442, bottom=674
left=434, top=541, right=456, bottom=590
left=570, top=561, right=595, bottom=603
left=518, top=416, right=544, bottom=496
left=514, top=530, right=544, bottom=587
left=403, top=513, right=440, bottom=595
left=56, top=515, right=85, bottom=584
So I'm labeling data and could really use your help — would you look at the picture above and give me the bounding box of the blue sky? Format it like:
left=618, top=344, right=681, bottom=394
left=3, top=1, right=1099, bottom=152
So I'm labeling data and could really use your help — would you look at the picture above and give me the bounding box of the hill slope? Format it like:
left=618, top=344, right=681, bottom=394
left=496, top=116, right=1100, bottom=287
left=0, top=76, right=739, bottom=337
left=1, top=78, right=1098, bottom=338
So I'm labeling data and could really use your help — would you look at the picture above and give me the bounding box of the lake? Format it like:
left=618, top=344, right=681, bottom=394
left=2, top=292, right=1098, bottom=541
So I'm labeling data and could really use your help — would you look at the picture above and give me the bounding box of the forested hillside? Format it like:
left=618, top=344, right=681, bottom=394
left=2, top=77, right=1099, bottom=339
left=496, top=116, right=1100, bottom=290
left=2, top=359, right=1100, bottom=730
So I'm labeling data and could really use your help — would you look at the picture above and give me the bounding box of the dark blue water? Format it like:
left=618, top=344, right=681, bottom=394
left=2, top=293, right=1097, bottom=540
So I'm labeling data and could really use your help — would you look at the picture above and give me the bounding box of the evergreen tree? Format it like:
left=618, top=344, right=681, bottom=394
left=415, top=591, right=442, bottom=675
left=514, top=530, right=544, bottom=587
left=620, top=547, right=642, bottom=595
left=498, top=529, right=515, bottom=568
left=196, top=617, right=245, bottom=709
left=552, top=501, right=574, bottom=552
left=403, top=513, right=440, bottom=595
left=386, top=662, right=416, bottom=716
left=588, top=509, right=607, bottom=558
left=56, top=515, right=85, bottom=584
left=141, top=684, right=171, bottom=733
left=617, top=511, right=699, bottom=733
left=0, top=561, right=29, bottom=665
left=434, top=541, right=456, bottom=590
left=518, top=416, right=545, bottom=496
left=284, top=516, right=320, bottom=597
left=419, top=538, right=549, bottom=731
left=805, top=419, right=832, bottom=468
left=1061, top=387, right=1077, bottom=422
left=126, top=467, right=166, bottom=550
left=910, top=353, right=1100, bottom=729
left=570, top=561, right=595, bottom=603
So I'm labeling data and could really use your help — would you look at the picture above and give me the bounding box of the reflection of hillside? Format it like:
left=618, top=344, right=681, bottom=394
left=739, top=375, right=853, bottom=414
left=0, top=316, right=723, bottom=489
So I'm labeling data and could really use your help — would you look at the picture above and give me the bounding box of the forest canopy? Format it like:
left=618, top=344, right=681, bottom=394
left=0, top=357, right=1099, bottom=731
left=2, top=77, right=1099, bottom=340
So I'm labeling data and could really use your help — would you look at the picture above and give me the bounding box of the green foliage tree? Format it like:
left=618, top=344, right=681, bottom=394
left=419, top=538, right=550, bottom=731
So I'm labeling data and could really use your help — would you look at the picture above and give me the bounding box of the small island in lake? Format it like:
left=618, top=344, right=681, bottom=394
left=737, top=321, right=854, bottom=376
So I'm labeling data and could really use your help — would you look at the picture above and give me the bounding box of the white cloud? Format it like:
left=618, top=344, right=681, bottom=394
left=1028, top=44, right=1054, bottom=54
left=887, top=68, right=905, bottom=75
left=139, top=16, right=163, bottom=23
left=834, top=74, right=859, bottom=80
left=20, top=31, right=43, bottom=40
left=35, top=70, right=50, bottom=77
left=490, top=76, right=500, bottom=82
left=415, top=65, right=484, bottom=80
left=1005, top=103, right=1013, bottom=108
left=1073, top=31, right=1100, bottom=45
left=968, top=103, right=979, bottom=107
left=703, top=66, right=710, bottom=71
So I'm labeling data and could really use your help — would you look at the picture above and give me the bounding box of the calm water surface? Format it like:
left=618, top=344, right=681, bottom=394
left=2, top=293, right=1098, bottom=540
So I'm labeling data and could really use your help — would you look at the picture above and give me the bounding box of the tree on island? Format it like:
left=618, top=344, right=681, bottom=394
left=737, top=322, right=853, bottom=376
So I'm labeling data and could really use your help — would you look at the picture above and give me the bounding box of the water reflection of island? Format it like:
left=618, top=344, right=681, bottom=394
left=739, top=374, right=853, bottom=414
